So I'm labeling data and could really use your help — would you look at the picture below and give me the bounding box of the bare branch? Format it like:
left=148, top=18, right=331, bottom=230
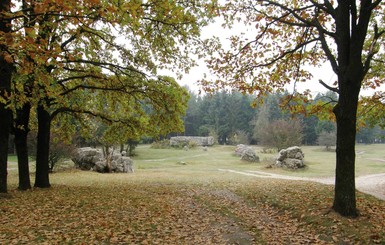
left=260, top=0, right=316, bottom=26
left=319, top=79, right=339, bottom=93
left=363, top=24, right=385, bottom=75
left=245, top=38, right=319, bottom=71
left=368, top=0, right=382, bottom=11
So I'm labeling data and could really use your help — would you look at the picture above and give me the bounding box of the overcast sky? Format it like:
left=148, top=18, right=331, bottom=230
left=162, top=15, right=384, bottom=98
left=165, top=20, right=338, bottom=96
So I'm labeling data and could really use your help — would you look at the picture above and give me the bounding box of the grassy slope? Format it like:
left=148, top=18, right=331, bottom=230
left=1, top=144, right=384, bottom=244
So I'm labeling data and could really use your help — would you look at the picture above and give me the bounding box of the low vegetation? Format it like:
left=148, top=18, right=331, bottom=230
left=2, top=144, right=384, bottom=244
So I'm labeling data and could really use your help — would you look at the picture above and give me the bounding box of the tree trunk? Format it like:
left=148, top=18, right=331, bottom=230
left=0, top=0, right=13, bottom=193
left=332, top=78, right=360, bottom=217
left=0, top=97, right=11, bottom=193
left=35, top=105, right=51, bottom=188
left=14, top=103, right=32, bottom=190
left=103, top=145, right=113, bottom=173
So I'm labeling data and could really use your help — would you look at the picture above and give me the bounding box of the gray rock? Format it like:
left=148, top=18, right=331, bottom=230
left=235, top=144, right=260, bottom=163
left=72, top=147, right=134, bottom=173
left=72, top=147, right=103, bottom=170
left=235, top=144, right=247, bottom=156
left=275, top=146, right=305, bottom=169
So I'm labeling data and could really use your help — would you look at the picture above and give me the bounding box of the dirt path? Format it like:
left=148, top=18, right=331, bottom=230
left=219, top=169, right=385, bottom=200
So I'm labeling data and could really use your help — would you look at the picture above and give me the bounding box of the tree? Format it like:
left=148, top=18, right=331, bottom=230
left=202, top=1, right=385, bottom=217
left=4, top=0, right=215, bottom=188
left=14, top=101, right=32, bottom=190
left=253, top=99, right=271, bottom=145
left=356, top=126, right=384, bottom=143
left=256, top=118, right=303, bottom=151
left=253, top=93, right=289, bottom=145
left=184, top=89, right=203, bottom=136
left=228, top=129, right=250, bottom=145
left=0, top=0, right=13, bottom=193
left=301, top=115, right=319, bottom=145
left=318, top=131, right=336, bottom=151
left=28, top=131, right=75, bottom=173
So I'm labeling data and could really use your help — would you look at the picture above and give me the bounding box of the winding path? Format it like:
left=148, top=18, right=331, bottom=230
left=219, top=169, right=385, bottom=201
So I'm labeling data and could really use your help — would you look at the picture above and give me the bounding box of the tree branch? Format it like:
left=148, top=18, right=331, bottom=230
left=51, top=107, right=120, bottom=122
left=319, top=79, right=339, bottom=93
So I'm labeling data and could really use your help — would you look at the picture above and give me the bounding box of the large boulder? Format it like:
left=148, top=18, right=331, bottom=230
left=72, top=147, right=134, bottom=173
left=72, top=147, right=103, bottom=170
left=235, top=144, right=260, bottom=163
left=275, top=146, right=305, bottom=169
left=235, top=144, right=247, bottom=156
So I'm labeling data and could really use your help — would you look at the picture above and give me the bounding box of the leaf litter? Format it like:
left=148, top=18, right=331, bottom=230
left=0, top=170, right=384, bottom=244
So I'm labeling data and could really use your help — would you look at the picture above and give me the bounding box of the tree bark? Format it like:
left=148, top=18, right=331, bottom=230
left=0, top=85, right=12, bottom=193
left=330, top=1, right=372, bottom=217
left=34, top=105, right=51, bottom=188
left=103, top=146, right=113, bottom=173
left=333, top=100, right=358, bottom=216
left=0, top=0, right=13, bottom=193
left=332, top=70, right=361, bottom=217
left=14, top=103, right=32, bottom=190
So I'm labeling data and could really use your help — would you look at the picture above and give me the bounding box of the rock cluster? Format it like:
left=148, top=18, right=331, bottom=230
left=275, top=146, right=305, bottom=169
left=170, top=136, right=215, bottom=147
left=235, top=144, right=260, bottom=163
left=72, top=147, right=134, bottom=173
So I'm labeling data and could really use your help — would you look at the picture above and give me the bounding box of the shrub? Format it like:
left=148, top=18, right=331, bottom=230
left=48, top=140, right=76, bottom=172
left=151, top=139, right=170, bottom=149
left=317, top=131, right=336, bottom=151
left=28, top=131, right=76, bottom=172
left=255, top=119, right=303, bottom=151
left=188, top=140, right=198, bottom=149
left=228, top=130, right=250, bottom=145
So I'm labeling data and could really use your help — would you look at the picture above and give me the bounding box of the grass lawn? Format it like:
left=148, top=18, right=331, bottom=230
left=1, top=144, right=384, bottom=244
left=7, top=155, right=18, bottom=163
left=133, top=144, right=385, bottom=177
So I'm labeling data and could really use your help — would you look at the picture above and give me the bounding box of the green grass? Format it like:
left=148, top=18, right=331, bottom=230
left=7, top=154, right=18, bottom=163
left=132, top=144, right=385, bottom=178
left=8, top=144, right=385, bottom=177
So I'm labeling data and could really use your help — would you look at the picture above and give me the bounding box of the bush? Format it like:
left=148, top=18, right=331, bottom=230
left=255, top=119, right=303, bottom=151
left=28, top=131, right=76, bottom=172
left=151, top=139, right=170, bottom=149
left=317, top=131, right=336, bottom=151
left=48, top=141, right=76, bottom=172
left=228, top=130, right=250, bottom=145
left=260, top=148, right=277, bottom=154
left=188, top=141, right=198, bottom=149
left=170, top=140, right=198, bottom=149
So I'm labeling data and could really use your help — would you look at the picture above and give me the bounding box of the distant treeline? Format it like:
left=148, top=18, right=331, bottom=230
left=181, top=89, right=385, bottom=146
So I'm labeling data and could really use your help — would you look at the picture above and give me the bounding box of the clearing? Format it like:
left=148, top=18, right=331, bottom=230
left=1, top=144, right=384, bottom=244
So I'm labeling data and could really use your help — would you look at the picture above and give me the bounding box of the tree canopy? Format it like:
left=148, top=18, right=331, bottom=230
left=0, top=0, right=217, bottom=192
left=199, top=0, right=385, bottom=217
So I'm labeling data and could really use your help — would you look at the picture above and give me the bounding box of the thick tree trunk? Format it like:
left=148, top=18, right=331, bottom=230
left=14, top=103, right=32, bottom=190
left=332, top=78, right=360, bottom=217
left=35, top=105, right=51, bottom=188
left=0, top=98, right=11, bottom=193
left=0, top=0, right=13, bottom=193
